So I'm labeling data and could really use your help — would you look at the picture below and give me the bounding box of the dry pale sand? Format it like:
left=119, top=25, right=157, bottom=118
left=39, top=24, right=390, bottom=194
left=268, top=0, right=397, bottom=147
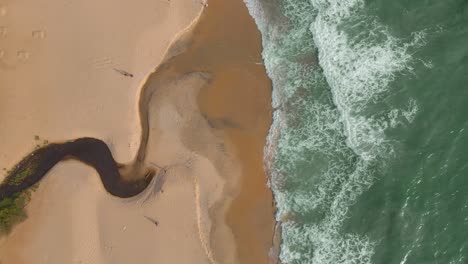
left=0, top=0, right=202, bottom=170
left=0, top=0, right=276, bottom=263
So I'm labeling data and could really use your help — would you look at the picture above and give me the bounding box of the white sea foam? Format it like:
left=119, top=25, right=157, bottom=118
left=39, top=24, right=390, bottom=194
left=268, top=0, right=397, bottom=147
left=310, top=0, right=424, bottom=159
left=281, top=222, right=375, bottom=264
left=245, top=0, right=423, bottom=263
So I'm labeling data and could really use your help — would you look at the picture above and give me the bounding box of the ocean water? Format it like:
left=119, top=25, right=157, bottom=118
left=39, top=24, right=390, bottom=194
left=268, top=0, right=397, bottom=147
left=245, top=0, right=468, bottom=263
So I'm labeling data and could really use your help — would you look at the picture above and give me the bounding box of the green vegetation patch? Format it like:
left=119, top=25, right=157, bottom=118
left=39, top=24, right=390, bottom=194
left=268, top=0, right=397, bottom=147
left=0, top=190, right=33, bottom=234
left=6, top=156, right=40, bottom=186
left=8, top=167, right=33, bottom=186
left=0, top=154, right=41, bottom=234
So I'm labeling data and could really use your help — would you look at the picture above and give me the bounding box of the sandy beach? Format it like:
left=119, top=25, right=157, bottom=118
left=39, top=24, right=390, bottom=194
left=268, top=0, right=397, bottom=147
left=0, top=0, right=202, bottom=169
left=0, top=0, right=275, bottom=263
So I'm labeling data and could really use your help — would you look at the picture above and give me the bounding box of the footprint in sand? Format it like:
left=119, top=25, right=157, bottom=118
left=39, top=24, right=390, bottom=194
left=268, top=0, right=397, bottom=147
left=0, top=26, right=6, bottom=37
left=32, top=30, right=46, bottom=39
left=0, top=5, right=6, bottom=17
left=17, top=50, right=30, bottom=61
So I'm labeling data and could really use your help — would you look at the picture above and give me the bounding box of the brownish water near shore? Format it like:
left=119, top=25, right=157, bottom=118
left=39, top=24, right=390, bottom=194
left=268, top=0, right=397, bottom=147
left=163, top=0, right=275, bottom=263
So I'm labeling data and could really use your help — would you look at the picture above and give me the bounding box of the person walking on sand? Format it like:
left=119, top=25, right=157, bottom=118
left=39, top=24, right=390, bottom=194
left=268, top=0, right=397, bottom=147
left=113, top=68, right=134, bottom=78
left=144, top=215, right=159, bottom=227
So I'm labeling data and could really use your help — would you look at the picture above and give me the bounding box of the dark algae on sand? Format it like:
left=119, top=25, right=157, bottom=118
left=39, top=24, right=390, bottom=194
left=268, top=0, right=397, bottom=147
left=0, top=138, right=154, bottom=234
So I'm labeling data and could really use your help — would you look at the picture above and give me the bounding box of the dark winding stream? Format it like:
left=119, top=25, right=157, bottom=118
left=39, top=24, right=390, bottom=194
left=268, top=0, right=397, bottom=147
left=0, top=137, right=154, bottom=200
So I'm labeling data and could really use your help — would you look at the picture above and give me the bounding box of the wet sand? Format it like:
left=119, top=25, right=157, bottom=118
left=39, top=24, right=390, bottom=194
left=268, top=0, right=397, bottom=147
left=181, top=1, right=276, bottom=263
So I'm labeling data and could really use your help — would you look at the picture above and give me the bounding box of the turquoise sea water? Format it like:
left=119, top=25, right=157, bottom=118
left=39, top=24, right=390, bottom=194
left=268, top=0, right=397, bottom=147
left=245, top=0, right=468, bottom=263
